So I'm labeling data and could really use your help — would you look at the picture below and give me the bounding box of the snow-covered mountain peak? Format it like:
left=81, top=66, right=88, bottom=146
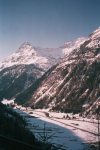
left=17, top=41, right=35, bottom=53
left=74, top=37, right=86, bottom=44
left=62, top=37, right=86, bottom=56
left=61, top=37, right=86, bottom=48
left=86, top=26, right=100, bottom=48
left=88, top=26, right=100, bottom=39
left=0, top=41, right=49, bottom=71
left=93, top=26, right=100, bottom=34
left=0, top=37, right=86, bottom=72
left=24, top=41, right=29, bottom=44
left=20, top=41, right=31, bottom=47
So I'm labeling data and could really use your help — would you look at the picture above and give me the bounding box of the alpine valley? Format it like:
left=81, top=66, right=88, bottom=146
left=0, top=27, right=100, bottom=116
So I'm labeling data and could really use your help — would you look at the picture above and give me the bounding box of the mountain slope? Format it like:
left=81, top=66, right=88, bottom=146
left=0, top=38, right=85, bottom=101
left=15, top=27, right=100, bottom=115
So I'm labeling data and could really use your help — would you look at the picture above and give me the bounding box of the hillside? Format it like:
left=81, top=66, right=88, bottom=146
left=15, top=27, right=100, bottom=115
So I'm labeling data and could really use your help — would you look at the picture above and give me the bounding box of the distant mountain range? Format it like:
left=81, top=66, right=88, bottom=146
left=0, top=27, right=100, bottom=115
left=0, top=37, right=85, bottom=72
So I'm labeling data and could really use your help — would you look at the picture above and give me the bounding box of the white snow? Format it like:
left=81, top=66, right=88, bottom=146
left=86, top=27, right=100, bottom=48
left=13, top=107, right=99, bottom=149
left=2, top=98, right=15, bottom=105
left=1, top=98, right=99, bottom=149
left=0, top=38, right=86, bottom=72
left=62, top=37, right=86, bottom=55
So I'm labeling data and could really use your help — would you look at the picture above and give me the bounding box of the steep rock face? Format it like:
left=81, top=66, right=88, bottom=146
left=0, top=38, right=85, bottom=101
left=15, top=27, right=100, bottom=115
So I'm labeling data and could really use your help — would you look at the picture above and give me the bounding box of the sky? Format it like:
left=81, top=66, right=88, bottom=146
left=0, top=0, right=100, bottom=63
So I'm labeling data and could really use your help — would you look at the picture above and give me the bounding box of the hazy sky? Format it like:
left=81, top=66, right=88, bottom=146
left=0, top=0, right=100, bottom=63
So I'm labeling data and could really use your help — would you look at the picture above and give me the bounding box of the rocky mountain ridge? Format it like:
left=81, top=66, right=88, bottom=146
left=0, top=37, right=86, bottom=72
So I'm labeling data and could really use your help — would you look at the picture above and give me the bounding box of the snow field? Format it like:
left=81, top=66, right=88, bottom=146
left=14, top=107, right=99, bottom=150
left=1, top=98, right=99, bottom=149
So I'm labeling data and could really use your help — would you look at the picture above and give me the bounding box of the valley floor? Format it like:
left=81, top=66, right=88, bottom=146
left=14, top=107, right=99, bottom=150
left=1, top=99, right=99, bottom=150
